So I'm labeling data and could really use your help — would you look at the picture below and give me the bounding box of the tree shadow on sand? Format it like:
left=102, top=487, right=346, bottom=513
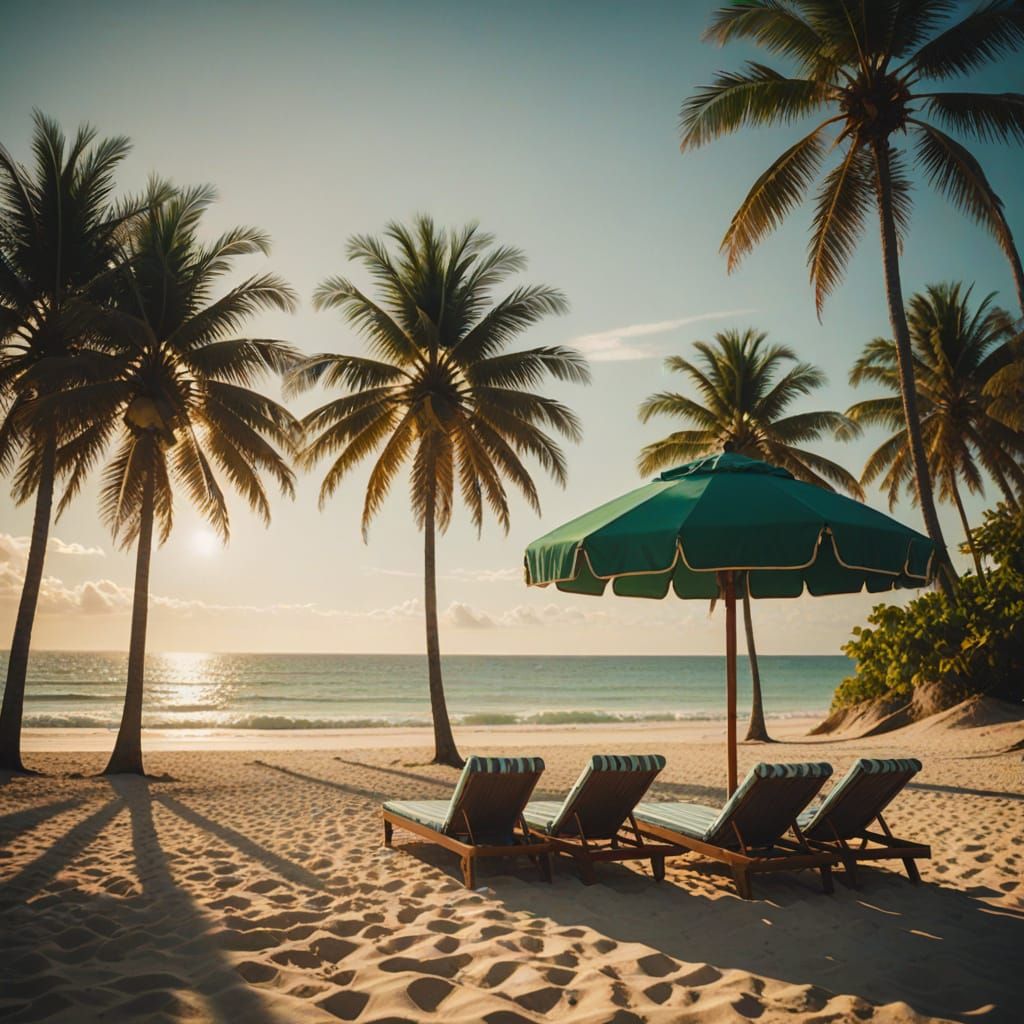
left=0, top=777, right=285, bottom=1023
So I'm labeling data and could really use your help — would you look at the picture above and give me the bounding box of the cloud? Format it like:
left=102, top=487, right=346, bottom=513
left=50, top=538, right=105, bottom=557
left=446, top=567, right=522, bottom=583
left=442, top=601, right=496, bottom=629
left=0, top=533, right=105, bottom=563
left=571, top=310, right=754, bottom=362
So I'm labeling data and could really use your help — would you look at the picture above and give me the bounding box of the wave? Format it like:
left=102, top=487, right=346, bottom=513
left=24, top=705, right=825, bottom=730
left=25, top=693, right=119, bottom=702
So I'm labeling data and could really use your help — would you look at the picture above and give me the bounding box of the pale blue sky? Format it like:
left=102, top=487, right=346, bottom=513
left=1, top=1, right=1021, bottom=653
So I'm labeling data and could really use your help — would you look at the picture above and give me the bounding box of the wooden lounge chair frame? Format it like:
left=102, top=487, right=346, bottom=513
left=807, top=812, right=929, bottom=887
left=523, top=755, right=681, bottom=884
left=635, top=763, right=838, bottom=899
left=533, top=809, right=682, bottom=885
left=799, top=759, right=930, bottom=887
left=638, top=813, right=834, bottom=899
left=381, top=758, right=553, bottom=888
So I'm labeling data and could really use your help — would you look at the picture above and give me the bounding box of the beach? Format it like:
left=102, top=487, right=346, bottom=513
left=3, top=711, right=1022, bottom=1024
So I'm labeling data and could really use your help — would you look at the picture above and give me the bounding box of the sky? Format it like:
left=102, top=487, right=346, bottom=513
left=1, top=0, right=1022, bottom=656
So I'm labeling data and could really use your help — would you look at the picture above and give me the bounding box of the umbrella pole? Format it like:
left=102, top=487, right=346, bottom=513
left=724, top=570, right=738, bottom=796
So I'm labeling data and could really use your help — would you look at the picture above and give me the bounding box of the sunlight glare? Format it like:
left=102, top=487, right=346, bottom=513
left=191, top=529, right=221, bottom=557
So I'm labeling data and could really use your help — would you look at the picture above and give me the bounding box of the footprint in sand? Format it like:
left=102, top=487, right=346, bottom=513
left=234, top=960, right=278, bottom=984
left=676, top=964, right=722, bottom=987
left=317, top=989, right=370, bottom=1020
left=379, top=953, right=471, bottom=978
left=407, top=976, right=454, bottom=1012
left=644, top=981, right=673, bottom=1005
left=515, top=987, right=564, bottom=1014
left=310, top=936, right=357, bottom=962
left=426, top=918, right=462, bottom=935
left=544, top=967, right=576, bottom=987
left=637, top=953, right=677, bottom=978
left=482, top=960, right=519, bottom=988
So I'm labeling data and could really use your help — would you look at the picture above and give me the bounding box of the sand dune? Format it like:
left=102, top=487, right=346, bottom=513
left=2, top=717, right=1022, bottom=1023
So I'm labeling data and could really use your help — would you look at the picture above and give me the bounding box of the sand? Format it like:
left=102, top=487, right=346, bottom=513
left=2, top=715, right=1022, bottom=1024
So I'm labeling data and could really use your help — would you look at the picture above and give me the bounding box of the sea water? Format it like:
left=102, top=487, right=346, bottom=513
left=5, top=651, right=849, bottom=730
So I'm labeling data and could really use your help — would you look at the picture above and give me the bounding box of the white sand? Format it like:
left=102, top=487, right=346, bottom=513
left=2, top=714, right=1022, bottom=1023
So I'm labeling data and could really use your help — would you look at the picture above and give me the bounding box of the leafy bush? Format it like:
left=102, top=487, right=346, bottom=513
left=834, top=503, right=1024, bottom=709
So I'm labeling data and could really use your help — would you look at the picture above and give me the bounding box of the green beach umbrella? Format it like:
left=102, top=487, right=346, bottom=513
left=524, top=449, right=935, bottom=794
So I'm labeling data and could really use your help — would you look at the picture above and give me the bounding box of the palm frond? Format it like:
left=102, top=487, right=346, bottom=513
left=807, top=144, right=874, bottom=316
left=721, top=122, right=832, bottom=270
left=921, top=91, right=1024, bottom=144
left=908, top=0, right=1024, bottom=79
left=680, top=63, right=830, bottom=150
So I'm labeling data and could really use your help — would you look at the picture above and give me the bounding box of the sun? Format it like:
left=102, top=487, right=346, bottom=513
left=190, top=529, right=221, bottom=558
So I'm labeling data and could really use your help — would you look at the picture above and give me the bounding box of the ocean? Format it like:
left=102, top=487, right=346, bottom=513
left=5, top=651, right=850, bottom=730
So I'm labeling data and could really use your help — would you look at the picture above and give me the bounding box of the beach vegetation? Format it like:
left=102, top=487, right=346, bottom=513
left=848, top=282, right=1024, bottom=577
left=0, top=112, right=160, bottom=771
left=288, top=216, right=589, bottom=768
left=836, top=502, right=1024, bottom=709
left=637, top=327, right=860, bottom=740
left=681, top=0, right=1024, bottom=593
left=49, top=184, right=299, bottom=775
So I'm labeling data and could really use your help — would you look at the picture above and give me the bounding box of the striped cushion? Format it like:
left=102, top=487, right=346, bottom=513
left=384, top=757, right=545, bottom=836
left=522, top=800, right=565, bottom=833
left=444, top=755, right=545, bottom=832
left=383, top=799, right=450, bottom=832
left=798, top=757, right=921, bottom=834
left=523, top=753, right=666, bottom=834
left=636, top=762, right=832, bottom=844
left=632, top=800, right=719, bottom=839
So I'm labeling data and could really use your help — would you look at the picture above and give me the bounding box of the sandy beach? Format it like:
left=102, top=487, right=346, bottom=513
left=2, top=712, right=1022, bottom=1024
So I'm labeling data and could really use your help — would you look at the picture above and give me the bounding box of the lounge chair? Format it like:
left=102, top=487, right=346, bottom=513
left=634, top=762, right=836, bottom=899
left=798, top=757, right=929, bottom=886
left=382, top=755, right=552, bottom=888
left=522, top=754, right=682, bottom=884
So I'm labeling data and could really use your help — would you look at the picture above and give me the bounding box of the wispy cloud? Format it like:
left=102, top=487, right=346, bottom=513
left=571, top=310, right=755, bottom=362
left=0, top=533, right=105, bottom=560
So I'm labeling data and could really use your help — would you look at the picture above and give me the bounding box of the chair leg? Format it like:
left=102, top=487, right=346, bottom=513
left=577, top=854, right=598, bottom=886
left=820, top=863, right=834, bottom=895
left=841, top=854, right=860, bottom=889
left=732, top=866, right=753, bottom=900
left=651, top=854, right=666, bottom=882
left=903, top=857, right=921, bottom=885
left=539, top=852, right=554, bottom=883
left=383, top=818, right=393, bottom=847
left=461, top=854, right=476, bottom=889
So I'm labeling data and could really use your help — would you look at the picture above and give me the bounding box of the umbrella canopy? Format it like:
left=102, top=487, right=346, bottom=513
left=524, top=450, right=936, bottom=793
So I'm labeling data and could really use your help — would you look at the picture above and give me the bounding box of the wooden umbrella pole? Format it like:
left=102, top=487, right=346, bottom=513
left=724, top=570, right=738, bottom=796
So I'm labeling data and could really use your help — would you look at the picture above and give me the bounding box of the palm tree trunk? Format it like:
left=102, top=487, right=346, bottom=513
left=871, top=141, right=956, bottom=597
left=0, top=431, right=57, bottom=772
left=423, top=473, right=463, bottom=768
left=949, top=477, right=985, bottom=581
left=741, top=587, right=771, bottom=742
left=104, top=461, right=155, bottom=776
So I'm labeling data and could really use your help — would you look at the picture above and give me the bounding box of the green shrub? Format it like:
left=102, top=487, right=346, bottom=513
left=835, top=503, right=1024, bottom=709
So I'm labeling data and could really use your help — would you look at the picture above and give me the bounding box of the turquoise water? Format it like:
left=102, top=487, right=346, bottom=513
left=3, top=652, right=849, bottom=730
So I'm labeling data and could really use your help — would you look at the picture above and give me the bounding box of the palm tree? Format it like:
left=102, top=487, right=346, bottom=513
left=680, top=0, right=1024, bottom=594
left=638, top=327, right=861, bottom=741
left=46, top=185, right=299, bottom=775
left=848, top=282, right=1024, bottom=578
left=288, top=216, right=588, bottom=768
left=0, top=112, right=156, bottom=771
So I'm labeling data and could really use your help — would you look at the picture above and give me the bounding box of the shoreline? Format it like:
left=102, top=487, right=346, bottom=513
left=19, top=715, right=828, bottom=752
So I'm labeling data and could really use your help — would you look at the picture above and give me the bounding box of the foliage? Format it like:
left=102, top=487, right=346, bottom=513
left=836, top=503, right=1024, bottom=709
left=288, top=216, right=589, bottom=536
left=637, top=326, right=861, bottom=492
left=45, top=183, right=300, bottom=547
left=848, top=282, right=1024, bottom=510
left=683, top=1, right=1024, bottom=313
